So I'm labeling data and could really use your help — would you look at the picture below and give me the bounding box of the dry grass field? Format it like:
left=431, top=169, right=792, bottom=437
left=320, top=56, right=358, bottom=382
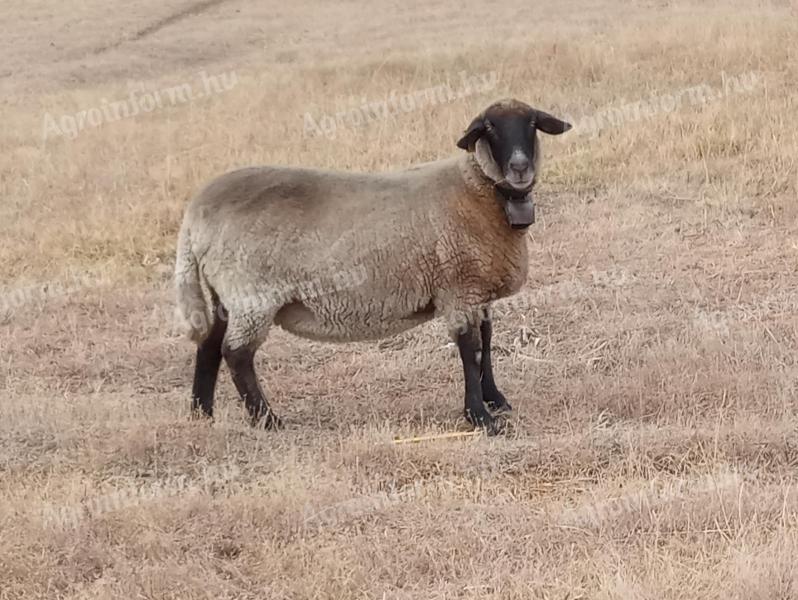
left=2, top=0, right=798, bottom=598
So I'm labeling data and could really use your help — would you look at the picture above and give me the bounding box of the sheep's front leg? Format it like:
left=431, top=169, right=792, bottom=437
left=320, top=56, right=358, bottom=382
left=479, top=317, right=512, bottom=413
left=455, top=322, right=500, bottom=435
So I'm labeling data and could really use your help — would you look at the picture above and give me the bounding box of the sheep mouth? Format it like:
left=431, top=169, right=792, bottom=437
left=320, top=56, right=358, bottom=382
left=496, top=177, right=534, bottom=194
left=505, top=177, right=534, bottom=191
left=504, top=198, right=535, bottom=229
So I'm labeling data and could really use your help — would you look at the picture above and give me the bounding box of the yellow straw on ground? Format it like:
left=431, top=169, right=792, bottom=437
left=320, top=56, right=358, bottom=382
left=391, top=430, right=482, bottom=444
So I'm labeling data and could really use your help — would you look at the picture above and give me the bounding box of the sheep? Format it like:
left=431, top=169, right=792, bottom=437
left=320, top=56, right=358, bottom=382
left=174, top=98, right=571, bottom=434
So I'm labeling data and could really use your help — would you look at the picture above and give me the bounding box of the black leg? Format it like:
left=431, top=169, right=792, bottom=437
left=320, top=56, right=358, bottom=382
left=480, top=318, right=512, bottom=413
left=456, top=322, right=499, bottom=435
left=191, top=309, right=228, bottom=418
left=223, top=345, right=282, bottom=429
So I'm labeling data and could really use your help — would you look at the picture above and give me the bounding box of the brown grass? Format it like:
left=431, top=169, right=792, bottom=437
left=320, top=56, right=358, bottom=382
left=2, top=0, right=798, bottom=598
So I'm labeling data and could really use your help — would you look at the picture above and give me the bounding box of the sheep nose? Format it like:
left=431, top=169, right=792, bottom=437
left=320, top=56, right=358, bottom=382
left=509, top=155, right=530, bottom=174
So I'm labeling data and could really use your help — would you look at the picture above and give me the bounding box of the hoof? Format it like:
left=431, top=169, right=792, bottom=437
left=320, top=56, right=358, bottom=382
left=483, top=415, right=508, bottom=436
left=251, top=411, right=283, bottom=430
left=190, top=408, right=214, bottom=422
left=464, top=409, right=505, bottom=436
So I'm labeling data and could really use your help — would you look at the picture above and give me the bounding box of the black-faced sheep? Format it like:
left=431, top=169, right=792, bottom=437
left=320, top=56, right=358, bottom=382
left=175, top=98, right=571, bottom=434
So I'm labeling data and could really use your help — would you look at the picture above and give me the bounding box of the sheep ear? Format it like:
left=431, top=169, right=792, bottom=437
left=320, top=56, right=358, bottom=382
left=456, top=116, right=486, bottom=151
left=534, top=110, right=572, bottom=135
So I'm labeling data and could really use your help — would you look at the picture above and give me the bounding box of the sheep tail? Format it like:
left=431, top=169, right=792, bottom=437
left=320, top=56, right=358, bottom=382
left=174, top=223, right=212, bottom=344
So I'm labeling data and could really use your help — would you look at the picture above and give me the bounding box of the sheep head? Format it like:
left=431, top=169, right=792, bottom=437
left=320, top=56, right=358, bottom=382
left=457, top=99, right=571, bottom=229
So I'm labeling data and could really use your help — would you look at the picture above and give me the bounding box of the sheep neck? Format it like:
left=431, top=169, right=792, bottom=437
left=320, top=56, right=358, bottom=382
left=459, top=153, right=499, bottom=201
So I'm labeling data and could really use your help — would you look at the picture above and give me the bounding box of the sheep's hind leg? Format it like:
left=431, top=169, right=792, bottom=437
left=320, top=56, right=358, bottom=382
left=191, top=304, right=228, bottom=419
left=223, top=344, right=282, bottom=429
left=223, top=313, right=282, bottom=429
left=456, top=322, right=500, bottom=435
left=479, top=317, right=513, bottom=414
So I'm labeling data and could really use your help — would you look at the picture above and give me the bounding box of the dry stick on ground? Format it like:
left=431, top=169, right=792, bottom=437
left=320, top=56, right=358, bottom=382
left=391, top=430, right=483, bottom=444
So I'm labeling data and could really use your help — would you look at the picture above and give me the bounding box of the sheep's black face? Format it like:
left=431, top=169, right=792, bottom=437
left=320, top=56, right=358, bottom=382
left=457, top=99, right=572, bottom=202
left=482, top=107, right=539, bottom=191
